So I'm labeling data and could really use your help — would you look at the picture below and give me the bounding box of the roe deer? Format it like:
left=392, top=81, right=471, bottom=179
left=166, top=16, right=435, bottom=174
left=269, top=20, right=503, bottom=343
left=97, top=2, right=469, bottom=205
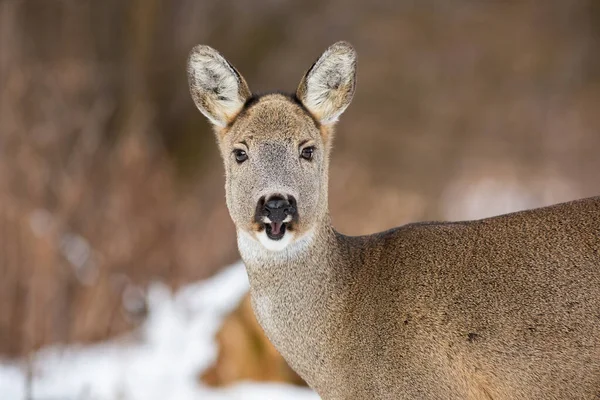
left=187, top=41, right=600, bottom=399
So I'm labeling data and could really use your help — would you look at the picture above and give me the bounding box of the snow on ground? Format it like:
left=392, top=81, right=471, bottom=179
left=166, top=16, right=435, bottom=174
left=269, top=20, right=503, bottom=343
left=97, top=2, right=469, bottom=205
left=0, top=262, right=319, bottom=400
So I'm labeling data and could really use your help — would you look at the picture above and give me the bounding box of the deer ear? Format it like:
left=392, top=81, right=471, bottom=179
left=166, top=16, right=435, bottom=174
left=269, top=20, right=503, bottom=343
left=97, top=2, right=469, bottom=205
left=296, top=41, right=357, bottom=124
left=187, top=45, right=251, bottom=127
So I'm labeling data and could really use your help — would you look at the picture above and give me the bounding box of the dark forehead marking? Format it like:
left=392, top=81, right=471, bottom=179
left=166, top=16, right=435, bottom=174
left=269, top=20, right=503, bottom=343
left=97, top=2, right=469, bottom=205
left=228, top=92, right=320, bottom=129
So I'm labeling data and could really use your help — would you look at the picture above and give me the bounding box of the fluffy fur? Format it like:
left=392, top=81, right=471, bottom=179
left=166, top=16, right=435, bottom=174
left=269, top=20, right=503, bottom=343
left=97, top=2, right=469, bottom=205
left=187, top=45, right=251, bottom=126
left=296, top=41, right=357, bottom=124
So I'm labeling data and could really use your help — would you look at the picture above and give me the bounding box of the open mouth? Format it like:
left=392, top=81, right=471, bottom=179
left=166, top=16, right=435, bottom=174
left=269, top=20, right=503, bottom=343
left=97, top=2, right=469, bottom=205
left=265, top=221, right=287, bottom=240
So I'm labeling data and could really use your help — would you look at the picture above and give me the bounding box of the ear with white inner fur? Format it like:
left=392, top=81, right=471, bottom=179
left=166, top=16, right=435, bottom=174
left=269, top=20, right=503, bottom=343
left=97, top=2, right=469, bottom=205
left=296, top=41, right=357, bottom=124
left=187, top=45, right=251, bottom=127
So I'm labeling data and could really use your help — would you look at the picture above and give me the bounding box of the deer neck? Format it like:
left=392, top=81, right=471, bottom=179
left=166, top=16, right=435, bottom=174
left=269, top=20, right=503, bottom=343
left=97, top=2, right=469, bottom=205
left=236, top=214, right=349, bottom=384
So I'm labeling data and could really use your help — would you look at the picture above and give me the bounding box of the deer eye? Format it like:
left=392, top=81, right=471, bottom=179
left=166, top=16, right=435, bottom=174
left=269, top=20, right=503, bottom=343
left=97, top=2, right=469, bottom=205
left=300, top=146, right=315, bottom=161
left=233, top=149, right=248, bottom=163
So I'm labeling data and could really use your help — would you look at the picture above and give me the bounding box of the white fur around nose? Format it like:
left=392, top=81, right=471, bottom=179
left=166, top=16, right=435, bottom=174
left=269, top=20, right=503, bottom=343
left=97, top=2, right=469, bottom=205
left=237, top=228, right=316, bottom=262
left=257, top=230, right=295, bottom=252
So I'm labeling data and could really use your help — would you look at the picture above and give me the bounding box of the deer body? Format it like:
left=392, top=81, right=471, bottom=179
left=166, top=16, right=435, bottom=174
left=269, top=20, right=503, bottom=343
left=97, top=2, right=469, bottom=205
left=187, top=42, right=600, bottom=399
left=242, top=199, right=600, bottom=399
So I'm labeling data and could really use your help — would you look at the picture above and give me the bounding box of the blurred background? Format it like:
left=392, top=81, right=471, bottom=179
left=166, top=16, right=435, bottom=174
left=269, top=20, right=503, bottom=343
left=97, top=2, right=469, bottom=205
left=1, top=0, right=599, bottom=398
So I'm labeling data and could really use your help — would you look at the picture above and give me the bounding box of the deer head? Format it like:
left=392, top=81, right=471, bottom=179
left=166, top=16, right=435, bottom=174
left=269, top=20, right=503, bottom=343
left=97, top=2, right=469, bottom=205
left=187, top=42, right=356, bottom=252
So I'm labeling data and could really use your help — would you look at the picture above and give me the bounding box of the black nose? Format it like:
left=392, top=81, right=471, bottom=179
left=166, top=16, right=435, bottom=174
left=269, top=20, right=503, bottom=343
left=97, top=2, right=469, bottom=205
left=262, top=195, right=297, bottom=223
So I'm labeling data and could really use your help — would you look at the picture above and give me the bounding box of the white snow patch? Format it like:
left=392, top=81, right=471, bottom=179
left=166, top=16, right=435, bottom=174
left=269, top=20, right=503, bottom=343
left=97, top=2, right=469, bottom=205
left=0, top=261, right=319, bottom=400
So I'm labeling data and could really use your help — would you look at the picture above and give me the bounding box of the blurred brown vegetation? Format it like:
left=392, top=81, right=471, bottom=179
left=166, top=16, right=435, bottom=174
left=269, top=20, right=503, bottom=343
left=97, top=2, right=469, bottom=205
left=1, top=0, right=599, bottom=387
left=201, top=295, right=305, bottom=387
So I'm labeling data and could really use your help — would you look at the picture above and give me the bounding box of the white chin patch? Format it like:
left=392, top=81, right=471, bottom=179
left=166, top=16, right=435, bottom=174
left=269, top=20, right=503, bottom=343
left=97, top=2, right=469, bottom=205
left=256, top=229, right=295, bottom=252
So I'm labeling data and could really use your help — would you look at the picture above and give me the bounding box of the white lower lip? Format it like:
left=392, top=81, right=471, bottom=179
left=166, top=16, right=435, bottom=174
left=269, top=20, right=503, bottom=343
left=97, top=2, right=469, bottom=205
left=237, top=227, right=316, bottom=261
left=256, top=229, right=294, bottom=252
